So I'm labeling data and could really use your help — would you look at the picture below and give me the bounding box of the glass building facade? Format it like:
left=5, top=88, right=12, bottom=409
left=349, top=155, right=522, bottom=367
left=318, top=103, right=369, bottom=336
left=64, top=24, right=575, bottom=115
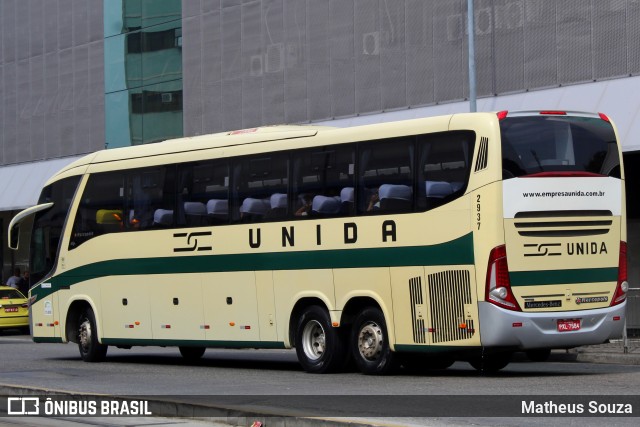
left=104, top=0, right=183, bottom=148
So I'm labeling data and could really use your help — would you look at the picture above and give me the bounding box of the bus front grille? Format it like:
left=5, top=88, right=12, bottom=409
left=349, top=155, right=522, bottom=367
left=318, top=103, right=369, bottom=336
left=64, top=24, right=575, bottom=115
left=514, top=210, right=613, bottom=237
left=428, top=270, right=474, bottom=344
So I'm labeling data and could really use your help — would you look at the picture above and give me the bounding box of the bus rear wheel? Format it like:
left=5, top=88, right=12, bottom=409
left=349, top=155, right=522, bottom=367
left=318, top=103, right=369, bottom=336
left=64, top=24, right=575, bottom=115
left=351, top=307, right=397, bottom=375
left=77, top=308, right=107, bottom=362
left=295, top=305, right=347, bottom=374
left=179, top=346, right=206, bottom=362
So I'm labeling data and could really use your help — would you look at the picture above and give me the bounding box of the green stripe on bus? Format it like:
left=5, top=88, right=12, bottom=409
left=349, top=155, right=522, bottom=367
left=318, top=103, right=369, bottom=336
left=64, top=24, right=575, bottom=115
left=32, top=337, right=64, bottom=343
left=509, top=267, right=618, bottom=287
left=101, top=338, right=285, bottom=349
left=34, top=233, right=473, bottom=300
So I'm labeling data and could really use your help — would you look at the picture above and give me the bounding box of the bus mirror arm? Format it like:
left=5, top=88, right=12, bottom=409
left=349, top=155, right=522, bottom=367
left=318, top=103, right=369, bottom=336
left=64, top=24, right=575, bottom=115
left=8, top=202, right=53, bottom=251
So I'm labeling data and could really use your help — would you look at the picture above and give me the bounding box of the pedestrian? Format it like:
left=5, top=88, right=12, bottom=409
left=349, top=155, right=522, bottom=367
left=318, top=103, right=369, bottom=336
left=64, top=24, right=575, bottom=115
left=20, top=269, right=30, bottom=295
left=6, top=267, right=23, bottom=290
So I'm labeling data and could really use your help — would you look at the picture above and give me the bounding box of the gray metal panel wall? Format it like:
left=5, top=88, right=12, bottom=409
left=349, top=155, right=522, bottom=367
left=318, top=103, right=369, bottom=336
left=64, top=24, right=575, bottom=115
left=184, top=0, right=640, bottom=135
left=0, top=0, right=105, bottom=167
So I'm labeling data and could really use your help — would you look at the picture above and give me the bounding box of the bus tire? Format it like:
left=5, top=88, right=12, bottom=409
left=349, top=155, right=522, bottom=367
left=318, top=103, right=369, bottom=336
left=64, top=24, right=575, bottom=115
left=295, top=305, right=347, bottom=374
left=351, top=307, right=397, bottom=375
left=179, top=346, right=206, bottom=362
left=469, top=352, right=511, bottom=373
left=77, top=308, right=107, bottom=362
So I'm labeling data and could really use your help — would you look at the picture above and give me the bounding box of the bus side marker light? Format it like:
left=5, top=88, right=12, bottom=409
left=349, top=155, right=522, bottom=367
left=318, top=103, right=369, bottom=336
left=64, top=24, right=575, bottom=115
left=47, top=323, right=55, bottom=327
left=332, top=322, right=339, bottom=327
left=135, top=321, right=140, bottom=326
left=428, top=328, right=436, bottom=333
left=458, top=322, right=467, bottom=329
left=35, top=323, right=43, bottom=327
left=229, top=322, right=235, bottom=327
left=125, top=324, right=134, bottom=328
left=200, top=325, right=210, bottom=329
left=54, top=321, right=59, bottom=326
left=161, top=325, right=171, bottom=329
left=241, top=325, right=251, bottom=330
left=512, top=322, right=523, bottom=328
left=613, top=316, right=621, bottom=321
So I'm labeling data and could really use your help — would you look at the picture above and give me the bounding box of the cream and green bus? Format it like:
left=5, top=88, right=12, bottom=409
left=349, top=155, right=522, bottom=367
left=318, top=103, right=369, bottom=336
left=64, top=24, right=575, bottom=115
left=9, top=110, right=627, bottom=374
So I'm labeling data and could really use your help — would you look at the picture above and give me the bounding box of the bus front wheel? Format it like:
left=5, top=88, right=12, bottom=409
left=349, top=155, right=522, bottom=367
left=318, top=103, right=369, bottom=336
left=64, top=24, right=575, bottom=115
left=351, top=307, right=397, bottom=375
left=77, top=308, right=108, bottom=362
left=295, top=305, right=347, bottom=374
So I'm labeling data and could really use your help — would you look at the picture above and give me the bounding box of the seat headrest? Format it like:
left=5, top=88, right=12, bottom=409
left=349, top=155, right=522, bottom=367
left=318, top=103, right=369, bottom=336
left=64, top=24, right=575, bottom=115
left=184, top=202, right=206, bottom=216
left=207, top=199, right=229, bottom=215
left=340, top=187, right=354, bottom=203
left=240, top=198, right=268, bottom=215
left=153, top=209, right=174, bottom=226
left=379, top=184, right=412, bottom=200
left=270, top=193, right=287, bottom=209
left=425, top=181, right=453, bottom=198
left=312, top=195, right=341, bottom=214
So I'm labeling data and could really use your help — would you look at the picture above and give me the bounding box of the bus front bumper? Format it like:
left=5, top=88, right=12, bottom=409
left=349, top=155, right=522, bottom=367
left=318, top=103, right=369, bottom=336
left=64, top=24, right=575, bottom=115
left=478, top=301, right=626, bottom=350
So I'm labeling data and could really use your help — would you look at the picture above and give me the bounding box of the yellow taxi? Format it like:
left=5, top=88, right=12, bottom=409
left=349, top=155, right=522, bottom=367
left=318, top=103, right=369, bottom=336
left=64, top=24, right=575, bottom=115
left=0, top=286, right=29, bottom=333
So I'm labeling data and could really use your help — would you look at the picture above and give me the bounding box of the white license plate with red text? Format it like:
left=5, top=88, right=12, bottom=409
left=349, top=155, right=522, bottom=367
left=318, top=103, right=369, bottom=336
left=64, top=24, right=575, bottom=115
left=557, top=319, right=581, bottom=332
left=4, top=307, right=18, bottom=313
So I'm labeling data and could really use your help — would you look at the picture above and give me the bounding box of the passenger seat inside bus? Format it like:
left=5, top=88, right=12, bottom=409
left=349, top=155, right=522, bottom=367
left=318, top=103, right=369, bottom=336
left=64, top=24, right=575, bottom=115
left=311, top=195, right=341, bottom=216
left=379, top=184, right=412, bottom=212
left=153, top=209, right=174, bottom=227
left=184, top=202, right=207, bottom=227
left=340, top=187, right=355, bottom=214
left=240, top=197, right=269, bottom=222
left=207, top=199, right=229, bottom=222
left=266, top=193, right=287, bottom=219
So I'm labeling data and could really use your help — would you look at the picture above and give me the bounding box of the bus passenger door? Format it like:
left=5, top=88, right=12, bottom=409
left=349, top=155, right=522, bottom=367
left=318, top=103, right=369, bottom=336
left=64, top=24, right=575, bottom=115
left=201, top=272, right=261, bottom=342
left=148, top=274, right=205, bottom=342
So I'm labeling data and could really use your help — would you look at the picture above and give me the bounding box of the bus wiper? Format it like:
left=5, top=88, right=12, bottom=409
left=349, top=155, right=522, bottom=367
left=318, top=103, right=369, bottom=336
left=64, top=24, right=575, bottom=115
left=531, top=150, right=543, bottom=172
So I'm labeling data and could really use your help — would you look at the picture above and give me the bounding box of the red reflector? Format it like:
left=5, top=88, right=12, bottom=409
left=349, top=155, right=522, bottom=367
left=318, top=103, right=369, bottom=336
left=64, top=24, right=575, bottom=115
left=35, top=323, right=43, bottom=327
left=540, top=111, right=567, bottom=115
left=512, top=322, right=523, bottom=328
left=613, top=316, right=621, bottom=321
left=599, top=112, right=610, bottom=122
left=428, top=328, right=436, bottom=333
left=497, top=110, right=508, bottom=120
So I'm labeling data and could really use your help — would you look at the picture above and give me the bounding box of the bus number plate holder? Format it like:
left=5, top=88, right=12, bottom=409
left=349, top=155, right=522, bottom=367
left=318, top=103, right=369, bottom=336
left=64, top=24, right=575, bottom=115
left=557, top=319, right=580, bottom=332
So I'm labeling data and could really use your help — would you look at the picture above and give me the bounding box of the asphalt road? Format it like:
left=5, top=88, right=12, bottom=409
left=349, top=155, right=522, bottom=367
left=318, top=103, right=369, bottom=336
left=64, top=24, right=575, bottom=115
left=1, top=332, right=640, bottom=426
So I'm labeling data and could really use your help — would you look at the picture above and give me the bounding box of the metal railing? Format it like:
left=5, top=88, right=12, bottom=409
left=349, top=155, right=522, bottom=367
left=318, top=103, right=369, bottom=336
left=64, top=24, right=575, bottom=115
left=623, top=287, right=640, bottom=353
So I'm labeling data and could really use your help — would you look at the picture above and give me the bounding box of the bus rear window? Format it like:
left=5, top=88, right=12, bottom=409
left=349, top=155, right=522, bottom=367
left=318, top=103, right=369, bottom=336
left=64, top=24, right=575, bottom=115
left=500, top=116, right=620, bottom=179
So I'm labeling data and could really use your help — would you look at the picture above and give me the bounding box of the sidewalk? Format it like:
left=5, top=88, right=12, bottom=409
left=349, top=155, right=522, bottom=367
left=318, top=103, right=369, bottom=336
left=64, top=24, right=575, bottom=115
left=548, top=338, right=640, bottom=365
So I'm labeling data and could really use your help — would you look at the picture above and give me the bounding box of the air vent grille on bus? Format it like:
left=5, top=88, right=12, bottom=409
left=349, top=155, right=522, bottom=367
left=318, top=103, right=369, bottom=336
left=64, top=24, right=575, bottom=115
left=474, top=137, right=489, bottom=172
left=514, top=210, right=613, bottom=237
left=428, top=270, right=474, bottom=344
left=409, top=276, right=426, bottom=344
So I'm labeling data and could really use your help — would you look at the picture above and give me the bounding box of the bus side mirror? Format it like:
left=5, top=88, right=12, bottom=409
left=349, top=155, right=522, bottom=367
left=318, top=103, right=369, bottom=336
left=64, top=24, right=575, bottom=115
left=8, top=202, right=54, bottom=251
left=9, top=224, right=19, bottom=251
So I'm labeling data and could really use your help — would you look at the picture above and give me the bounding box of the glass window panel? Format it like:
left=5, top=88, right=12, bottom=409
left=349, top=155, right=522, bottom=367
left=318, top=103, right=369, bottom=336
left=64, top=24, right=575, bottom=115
left=105, top=89, right=143, bottom=148
left=177, top=160, right=230, bottom=227
left=140, top=80, right=183, bottom=144
left=142, top=0, right=181, bottom=28
left=359, top=138, right=414, bottom=214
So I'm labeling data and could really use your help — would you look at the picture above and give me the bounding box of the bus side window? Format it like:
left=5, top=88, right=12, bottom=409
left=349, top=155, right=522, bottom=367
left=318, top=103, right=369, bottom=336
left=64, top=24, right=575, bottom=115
left=235, top=154, right=288, bottom=223
left=358, top=138, right=413, bottom=214
left=418, top=131, right=475, bottom=211
left=128, top=167, right=175, bottom=230
left=293, top=146, right=355, bottom=218
left=69, top=172, right=125, bottom=249
left=177, top=160, right=230, bottom=227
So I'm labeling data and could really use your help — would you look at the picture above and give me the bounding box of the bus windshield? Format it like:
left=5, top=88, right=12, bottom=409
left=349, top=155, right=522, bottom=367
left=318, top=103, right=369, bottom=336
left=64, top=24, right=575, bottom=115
left=500, top=115, right=620, bottom=179
left=30, top=176, right=80, bottom=285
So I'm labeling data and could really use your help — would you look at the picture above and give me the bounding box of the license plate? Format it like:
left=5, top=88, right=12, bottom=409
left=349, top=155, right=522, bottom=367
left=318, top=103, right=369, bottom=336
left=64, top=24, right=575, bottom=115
left=4, top=307, right=18, bottom=313
left=557, top=319, right=581, bottom=332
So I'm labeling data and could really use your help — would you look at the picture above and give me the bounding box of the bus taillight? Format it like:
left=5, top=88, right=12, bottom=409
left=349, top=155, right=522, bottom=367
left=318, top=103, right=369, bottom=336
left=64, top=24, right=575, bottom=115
left=611, top=241, right=628, bottom=306
left=485, top=245, right=521, bottom=311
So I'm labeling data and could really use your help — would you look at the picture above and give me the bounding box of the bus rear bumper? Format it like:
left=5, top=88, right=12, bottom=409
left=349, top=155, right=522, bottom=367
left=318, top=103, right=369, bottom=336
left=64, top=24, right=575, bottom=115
left=478, top=301, right=626, bottom=350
